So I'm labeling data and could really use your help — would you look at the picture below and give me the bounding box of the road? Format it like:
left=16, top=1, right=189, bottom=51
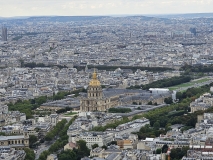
left=35, top=114, right=73, bottom=159
left=35, top=140, right=55, bottom=159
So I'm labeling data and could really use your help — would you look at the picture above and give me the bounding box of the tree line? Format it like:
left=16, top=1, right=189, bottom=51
left=181, top=64, right=213, bottom=73
left=128, top=76, right=191, bottom=90
left=134, top=84, right=212, bottom=140
left=37, top=116, right=91, bottom=160
left=19, top=59, right=67, bottom=69
left=108, top=108, right=131, bottom=113
left=92, top=84, right=212, bottom=134
left=74, top=65, right=173, bottom=72
left=44, top=119, right=67, bottom=141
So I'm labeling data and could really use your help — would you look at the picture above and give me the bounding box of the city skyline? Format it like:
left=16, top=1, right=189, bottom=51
left=0, top=0, right=213, bottom=17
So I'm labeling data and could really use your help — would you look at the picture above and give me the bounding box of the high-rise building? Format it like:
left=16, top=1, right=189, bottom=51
left=2, top=27, right=7, bottom=41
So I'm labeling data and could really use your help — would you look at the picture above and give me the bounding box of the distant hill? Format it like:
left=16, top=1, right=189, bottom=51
left=29, top=16, right=110, bottom=22
left=1, top=13, right=213, bottom=24
left=3, top=16, right=109, bottom=22
left=153, top=13, right=213, bottom=19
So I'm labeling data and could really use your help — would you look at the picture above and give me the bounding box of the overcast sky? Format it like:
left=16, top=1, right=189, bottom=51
left=0, top=0, right=213, bottom=17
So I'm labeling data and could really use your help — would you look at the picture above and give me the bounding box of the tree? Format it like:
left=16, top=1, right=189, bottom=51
left=24, top=148, right=35, bottom=160
left=45, top=119, right=67, bottom=141
left=170, top=147, right=189, bottom=159
left=109, top=141, right=117, bottom=145
left=153, top=121, right=160, bottom=130
left=102, top=145, right=107, bottom=150
left=29, top=135, right=38, bottom=148
left=58, top=150, right=77, bottom=160
left=156, top=148, right=162, bottom=154
left=91, top=143, right=99, bottom=149
left=74, top=140, right=90, bottom=159
left=38, top=150, right=50, bottom=160
left=147, top=101, right=152, bottom=105
left=45, top=132, right=54, bottom=141
left=162, top=144, right=168, bottom=153
left=19, top=59, right=25, bottom=67
left=0, top=132, right=6, bottom=136
left=164, top=97, right=173, bottom=104
left=108, top=108, right=131, bottom=113
left=35, top=96, right=47, bottom=105
left=77, top=140, right=88, bottom=150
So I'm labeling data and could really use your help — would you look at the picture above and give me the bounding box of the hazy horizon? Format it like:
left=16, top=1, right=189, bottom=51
left=1, top=0, right=213, bottom=17
left=1, top=12, right=213, bottom=18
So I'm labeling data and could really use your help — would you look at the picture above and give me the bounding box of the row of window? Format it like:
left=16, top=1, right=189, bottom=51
left=0, top=140, right=27, bottom=145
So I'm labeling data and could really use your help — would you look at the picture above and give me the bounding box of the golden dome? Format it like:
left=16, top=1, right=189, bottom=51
left=89, top=69, right=101, bottom=86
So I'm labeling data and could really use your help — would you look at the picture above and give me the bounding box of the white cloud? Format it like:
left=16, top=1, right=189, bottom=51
left=0, top=0, right=213, bottom=17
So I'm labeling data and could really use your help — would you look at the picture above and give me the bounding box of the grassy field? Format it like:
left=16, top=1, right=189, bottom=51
left=64, top=112, right=78, bottom=116
left=168, top=78, right=210, bottom=91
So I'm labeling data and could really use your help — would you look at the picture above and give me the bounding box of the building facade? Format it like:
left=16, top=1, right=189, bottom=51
left=80, top=70, right=171, bottom=112
left=0, top=132, right=29, bottom=149
left=80, top=70, right=112, bottom=112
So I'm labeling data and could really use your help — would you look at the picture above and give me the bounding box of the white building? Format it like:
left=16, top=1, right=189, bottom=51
left=112, top=118, right=150, bottom=135
left=149, top=88, right=170, bottom=94
left=71, top=132, right=114, bottom=149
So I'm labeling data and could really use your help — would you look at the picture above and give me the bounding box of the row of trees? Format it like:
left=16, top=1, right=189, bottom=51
left=176, top=85, right=211, bottom=101
left=108, top=108, right=131, bottom=113
left=38, top=116, right=78, bottom=160
left=128, top=76, right=191, bottom=90
left=181, top=64, right=213, bottom=73
left=56, top=107, right=72, bottom=114
left=74, top=65, right=173, bottom=72
left=134, top=84, right=212, bottom=158
left=134, top=84, right=212, bottom=139
left=45, top=119, right=67, bottom=141
left=93, top=84, right=211, bottom=134
left=142, top=76, right=191, bottom=90
left=20, top=60, right=68, bottom=69
left=164, top=97, right=173, bottom=104
left=24, top=148, right=35, bottom=160
left=29, top=135, right=38, bottom=148
left=134, top=124, right=167, bottom=140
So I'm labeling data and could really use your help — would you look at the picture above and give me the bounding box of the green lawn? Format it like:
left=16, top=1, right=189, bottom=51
left=168, top=78, right=210, bottom=91
left=64, top=112, right=78, bottom=116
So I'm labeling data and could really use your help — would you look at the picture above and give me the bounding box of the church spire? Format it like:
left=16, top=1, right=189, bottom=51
left=92, top=68, right=97, bottom=79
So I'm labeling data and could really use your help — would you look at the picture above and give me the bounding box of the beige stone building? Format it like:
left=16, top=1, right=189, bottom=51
left=80, top=70, right=171, bottom=112
left=47, top=154, right=58, bottom=160
left=0, top=132, right=29, bottom=149
left=64, top=142, right=77, bottom=150
left=80, top=71, right=114, bottom=112
left=190, top=93, right=213, bottom=113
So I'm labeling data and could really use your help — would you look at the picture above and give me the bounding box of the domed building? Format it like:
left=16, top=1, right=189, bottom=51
left=80, top=70, right=172, bottom=112
left=80, top=70, right=111, bottom=112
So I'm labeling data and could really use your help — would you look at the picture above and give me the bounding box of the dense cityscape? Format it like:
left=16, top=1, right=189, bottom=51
left=1, top=14, right=213, bottom=160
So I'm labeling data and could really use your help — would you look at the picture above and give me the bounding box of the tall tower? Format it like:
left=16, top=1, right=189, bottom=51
left=87, top=69, right=103, bottom=99
left=2, top=27, right=7, bottom=41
